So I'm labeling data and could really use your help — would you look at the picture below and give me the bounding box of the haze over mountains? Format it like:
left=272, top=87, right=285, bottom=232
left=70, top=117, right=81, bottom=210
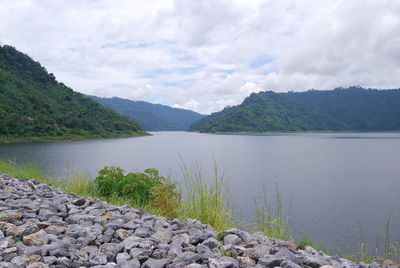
left=88, top=96, right=204, bottom=131
left=0, top=45, right=144, bottom=141
left=190, top=87, right=400, bottom=133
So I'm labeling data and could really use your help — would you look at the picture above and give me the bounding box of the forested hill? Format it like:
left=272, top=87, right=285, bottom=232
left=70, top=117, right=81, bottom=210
left=189, top=87, right=400, bottom=133
left=0, top=45, right=145, bottom=142
left=88, top=96, right=205, bottom=131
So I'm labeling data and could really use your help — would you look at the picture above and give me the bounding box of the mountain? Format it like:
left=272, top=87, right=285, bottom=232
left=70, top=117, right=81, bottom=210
left=0, top=45, right=145, bottom=142
left=88, top=96, right=205, bottom=131
left=190, top=87, right=400, bottom=133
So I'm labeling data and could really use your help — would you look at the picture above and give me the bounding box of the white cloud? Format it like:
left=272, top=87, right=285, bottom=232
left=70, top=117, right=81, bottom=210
left=1, top=0, right=399, bottom=114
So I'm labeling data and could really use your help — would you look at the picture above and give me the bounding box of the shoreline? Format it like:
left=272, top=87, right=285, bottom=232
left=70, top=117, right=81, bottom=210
left=0, top=131, right=151, bottom=144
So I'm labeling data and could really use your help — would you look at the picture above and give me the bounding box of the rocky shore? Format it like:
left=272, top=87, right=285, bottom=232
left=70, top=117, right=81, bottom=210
left=0, top=173, right=384, bottom=268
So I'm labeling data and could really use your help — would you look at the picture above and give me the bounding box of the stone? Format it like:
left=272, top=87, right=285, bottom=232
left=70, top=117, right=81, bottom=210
left=152, top=230, right=172, bottom=244
left=237, top=256, right=256, bottom=268
left=280, top=260, right=302, bottom=268
left=134, top=227, right=153, bottom=238
left=129, top=248, right=152, bottom=262
left=252, top=231, right=271, bottom=245
left=72, top=198, right=86, bottom=206
left=224, top=234, right=242, bottom=245
left=42, top=256, right=57, bottom=265
left=26, top=262, right=49, bottom=268
left=172, top=251, right=202, bottom=265
left=119, top=259, right=141, bottom=268
left=258, top=255, right=285, bottom=267
left=115, top=229, right=131, bottom=240
left=225, top=228, right=255, bottom=243
left=23, top=230, right=48, bottom=246
left=244, top=244, right=272, bottom=260
left=142, top=258, right=171, bottom=268
left=116, top=252, right=131, bottom=264
left=89, top=252, right=108, bottom=266
left=208, top=257, right=239, bottom=268
left=99, top=243, right=124, bottom=262
left=302, top=255, right=329, bottom=268
left=274, top=247, right=301, bottom=265
left=44, top=225, right=66, bottom=235
left=202, top=238, right=221, bottom=249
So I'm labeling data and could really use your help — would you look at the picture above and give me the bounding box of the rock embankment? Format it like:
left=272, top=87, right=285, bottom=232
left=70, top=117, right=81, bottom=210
left=0, top=173, right=380, bottom=268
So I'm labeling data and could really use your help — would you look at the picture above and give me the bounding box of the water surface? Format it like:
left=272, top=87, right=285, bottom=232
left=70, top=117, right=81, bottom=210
left=0, top=131, right=399, bottom=252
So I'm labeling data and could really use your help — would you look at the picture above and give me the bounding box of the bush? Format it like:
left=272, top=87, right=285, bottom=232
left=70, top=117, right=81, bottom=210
left=93, top=167, right=165, bottom=205
left=150, top=181, right=181, bottom=218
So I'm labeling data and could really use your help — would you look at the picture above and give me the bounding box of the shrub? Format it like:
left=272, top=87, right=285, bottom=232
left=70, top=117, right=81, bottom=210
left=93, top=167, right=165, bottom=205
left=150, top=181, right=181, bottom=218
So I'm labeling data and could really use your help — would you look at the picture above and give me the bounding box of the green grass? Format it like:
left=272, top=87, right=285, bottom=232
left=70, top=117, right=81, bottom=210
left=179, top=160, right=234, bottom=231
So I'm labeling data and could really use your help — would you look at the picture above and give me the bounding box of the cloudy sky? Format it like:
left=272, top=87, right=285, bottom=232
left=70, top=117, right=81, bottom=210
left=1, top=0, right=399, bottom=114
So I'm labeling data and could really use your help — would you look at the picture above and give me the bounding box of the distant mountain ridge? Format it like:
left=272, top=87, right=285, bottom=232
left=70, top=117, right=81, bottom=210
left=190, top=87, right=400, bottom=133
left=88, top=96, right=205, bottom=131
left=0, top=45, right=144, bottom=142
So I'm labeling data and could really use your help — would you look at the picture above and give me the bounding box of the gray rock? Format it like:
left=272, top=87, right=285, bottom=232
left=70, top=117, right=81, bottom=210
left=244, top=244, right=272, bottom=260
left=119, top=259, right=141, bottom=268
left=274, top=248, right=301, bottom=265
left=116, top=252, right=131, bottom=264
left=225, top=228, right=255, bottom=243
left=129, top=248, right=152, bottom=262
left=208, top=257, right=239, bottom=268
left=280, top=260, right=301, bottom=268
left=172, top=251, right=202, bottom=264
left=258, top=255, right=285, bottom=267
left=134, top=227, right=153, bottom=238
left=99, top=243, right=124, bottom=262
left=57, top=256, right=72, bottom=267
left=43, top=256, right=58, bottom=265
left=202, top=238, right=221, bottom=249
left=224, top=234, right=242, bottom=245
left=252, top=232, right=271, bottom=245
left=89, top=252, right=108, bottom=266
left=302, top=255, right=329, bottom=268
left=142, top=258, right=171, bottom=268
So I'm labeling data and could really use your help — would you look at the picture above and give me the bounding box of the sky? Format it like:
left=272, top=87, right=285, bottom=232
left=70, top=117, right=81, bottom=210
left=1, top=0, right=399, bottom=114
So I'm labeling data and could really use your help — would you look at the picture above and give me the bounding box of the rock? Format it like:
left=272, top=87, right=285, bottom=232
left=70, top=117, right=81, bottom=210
left=302, top=255, right=329, bottom=268
left=225, top=228, right=255, bottom=243
left=152, top=230, right=172, bottom=244
left=244, top=244, right=272, bottom=260
left=280, top=260, right=302, bottom=268
left=237, top=256, right=256, bottom=267
left=89, top=252, right=108, bottom=266
left=115, top=229, right=131, bottom=240
left=44, top=225, right=66, bottom=235
left=116, top=252, right=131, bottom=264
left=258, top=255, right=285, bottom=267
left=26, top=262, right=49, bottom=268
left=99, top=243, right=124, bottom=262
left=23, top=230, right=48, bottom=246
left=142, top=258, right=171, bottom=268
left=42, top=256, right=57, bottom=265
left=252, top=231, right=271, bottom=245
left=224, top=234, right=242, bottom=245
left=72, top=198, right=86, bottom=206
left=119, top=259, right=141, bottom=268
left=274, top=247, right=301, bottom=265
left=202, top=238, right=221, bottom=249
left=208, top=257, right=239, bottom=268
left=129, top=248, right=152, bottom=262
left=134, top=227, right=153, bottom=238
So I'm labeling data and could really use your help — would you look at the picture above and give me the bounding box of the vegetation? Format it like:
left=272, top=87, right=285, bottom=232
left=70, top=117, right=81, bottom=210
left=179, top=161, right=234, bottom=231
left=190, top=87, right=400, bottom=133
left=0, top=45, right=146, bottom=142
left=88, top=95, right=205, bottom=131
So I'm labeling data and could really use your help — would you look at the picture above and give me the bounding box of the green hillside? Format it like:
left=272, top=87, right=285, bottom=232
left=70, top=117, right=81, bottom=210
left=88, top=95, right=205, bottom=131
left=190, top=87, right=400, bottom=133
left=0, top=45, right=146, bottom=142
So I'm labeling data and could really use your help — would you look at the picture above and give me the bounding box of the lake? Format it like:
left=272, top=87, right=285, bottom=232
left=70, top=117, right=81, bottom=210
left=0, top=131, right=399, bottom=253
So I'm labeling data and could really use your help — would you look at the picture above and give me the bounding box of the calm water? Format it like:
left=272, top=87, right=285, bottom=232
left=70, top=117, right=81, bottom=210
left=1, top=131, right=399, bottom=252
